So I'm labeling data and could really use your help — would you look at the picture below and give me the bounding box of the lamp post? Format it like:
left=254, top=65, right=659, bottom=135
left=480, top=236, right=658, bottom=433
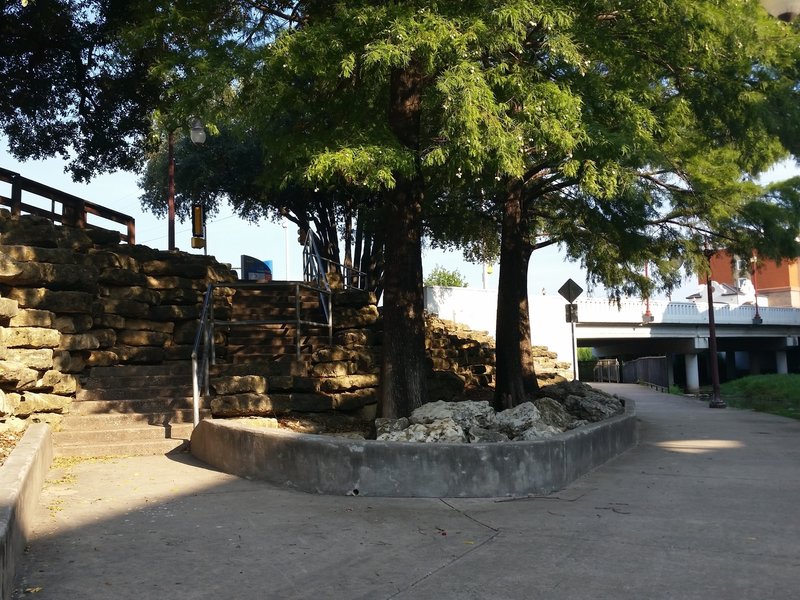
left=703, top=243, right=726, bottom=408
left=167, top=118, right=206, bottom=252
left=750, top=251, right=763, bottom=325
left=760, top=0, right=800, bottom=21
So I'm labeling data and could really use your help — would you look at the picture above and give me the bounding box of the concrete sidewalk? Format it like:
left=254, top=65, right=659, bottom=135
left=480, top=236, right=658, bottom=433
left=12, top=385, right=800, bottom=599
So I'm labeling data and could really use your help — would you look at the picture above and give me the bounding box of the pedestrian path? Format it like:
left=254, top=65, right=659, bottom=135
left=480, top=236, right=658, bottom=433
left=12, top=385, right=800, bottom=599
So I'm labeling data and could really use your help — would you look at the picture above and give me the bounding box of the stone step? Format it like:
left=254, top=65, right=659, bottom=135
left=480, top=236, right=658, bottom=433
left=87, top=363, right=191, bottom=379
left=54, top=422, right=195, bottom=445
left=54, top=438, right=190, bottom=457
left=76, top=386, right=195, bottom=401
left=71, top=397, right=196, bottom=415
left=80, top=374, right=193, bottom=390
left=58, top=409, right=208, bottom=430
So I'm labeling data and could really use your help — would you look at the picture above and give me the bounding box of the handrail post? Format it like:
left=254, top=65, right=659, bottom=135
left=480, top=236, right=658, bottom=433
left=295, top=282, right=302, bottom=360
left=191, top=353, right=201, bottom=428
left=10, top=176, right=22, bottom=215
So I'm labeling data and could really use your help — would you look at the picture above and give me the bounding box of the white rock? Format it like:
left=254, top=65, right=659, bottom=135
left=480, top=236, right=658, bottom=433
left=410, top=400, right=495, bottom=429
left=378, top=417, right=467, bottom=443
left=494, top=402, right=544, bottom=437
left=467, top=426, right=510, bottom=443
left=515, top=424, right=563, bottom=441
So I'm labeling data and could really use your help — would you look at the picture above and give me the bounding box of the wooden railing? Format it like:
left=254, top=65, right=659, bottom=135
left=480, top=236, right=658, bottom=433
left=0, top=166, right=135, bottom=243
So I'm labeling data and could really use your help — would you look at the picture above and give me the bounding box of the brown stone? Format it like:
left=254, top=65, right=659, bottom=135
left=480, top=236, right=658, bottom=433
left=85, top=249, right=140, bottom=271
left=0, top=348, right=53, bottom=370
left=0, top=296, right=18, bottom=319
left=311, top=361, right=352, bottom=378
left=318, top=374, right=380, bottom=393
left=53, top=351, right=86, bottom=374
left=5, top=288, right=94, bottom=313
left=85, top=350, right=119, bottom=367
left=149, top=304, right=200, bottom=321
left=116, top=329, right=169, bottom=347
left=98, top=268, right=147, bottom=287
left=334, top=305, right=380, bottom=328
left=0, top=254, right=23, bottom=279
left=100, top=285, right=161, bottom=305
left=36, top=370, right=79, bottom=394
left=158, top=288, right=203, bottom=305
left=1, top=326, right=61, bottom=349
left=211, top=375, right=267, bottom=395
left=0, top=214, right=57, bottom=247
left=163, top=345, right=194, bottom=361
left=144, top=274, right=203, bottom=291
left=331, top=388, right=378, bottom=410
left=124, top=318, right=175, bottom=334
left=333, top=290, right=378, bottom=306
left=334, top=329, right=373, bottom=347
left=0, top=360, right=39, bottom=390
left=54, top=314, right=94, bottom=333
left=58, top=333, right=100, bottom=351
left=9, top=309, right=54, bottom=328
left=0, top=389, right=13, bottom=416
left=211, top=393, right=278, bottom=417
left=0, top=245, right=76, bottom=264
left=92, top=313, right=126, bottom=329
left=12, top=391, right=71, bottom=416
left=101, top=298, right=151, bottom=318
left=111, top=345, right=165, bottom=363
left=54, top=225, right=93, bottom=251
left=269, top=393, right=333, bottom=412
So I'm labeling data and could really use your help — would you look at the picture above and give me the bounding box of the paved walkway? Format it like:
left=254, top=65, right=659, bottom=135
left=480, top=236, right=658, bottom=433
left=12, top=385, right=800, bottom=599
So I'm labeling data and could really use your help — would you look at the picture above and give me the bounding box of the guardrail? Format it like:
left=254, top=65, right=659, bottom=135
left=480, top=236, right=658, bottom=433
left=622, top=356, right=670, bottom=391
left=0, top=166, right=135, bottom=243
left=593, top=358, right=620, bottom=383
left=577, top=298, right=800, bottom=327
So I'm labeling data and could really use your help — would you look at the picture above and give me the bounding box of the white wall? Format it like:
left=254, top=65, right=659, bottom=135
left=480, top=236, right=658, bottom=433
left=424, top=286, right=576, bottom=371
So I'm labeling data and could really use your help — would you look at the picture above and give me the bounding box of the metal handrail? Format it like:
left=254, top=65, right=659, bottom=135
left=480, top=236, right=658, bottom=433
left=302, top=231, right=333, bottom=341
left=190, top=280, right=332, bottom=429
left=0, top=166, right=136, bottom=243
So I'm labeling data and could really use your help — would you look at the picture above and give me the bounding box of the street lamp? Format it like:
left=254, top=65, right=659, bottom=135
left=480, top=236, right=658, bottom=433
left=750, top=251, right=763, bottom=325
left=760, top=0, right=800, bottom=21
left=167, top=118, right=206, bottom=251
left=703, top=242, right=726, bottom=409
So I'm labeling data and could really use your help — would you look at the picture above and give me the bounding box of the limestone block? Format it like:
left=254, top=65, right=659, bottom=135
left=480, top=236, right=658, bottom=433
left=0, top=389, right=13, bottom=416
left=92, top=328, right=117, bottom=348
left=318, top=374, right=380, bottom=393
left=333, top=305, right=379, bottom=328
left=116, top=329, right=169, bottom=347
left=375, top=417, right=410, bottom=437
left=564, top=393, right=623, bottom=422
left=0, top=416, right=27, bottom=433
left=172, top=321, right=198, bottom=344
left=110, top=345, right=165, bottom=363
left=427, top=370, right=466, bottom=402
left=0, top=360, right=39, bottom=390
left=332, top=290, right=377, bottom=307
left=410, top=400, right=495, bottom=430
left=163, top=345, right=194, bottom=361
left=0, top=296, right=19, bottom=319
left=98, top=268, right=147, bottom=287
left=93, top=313, right=125, bottom=329
left=0, top=245, right=76, bottom=264
left=211, top=393, right=276, bottom=417
left=29, top=412, right=64, bottom=429
left=54, top=314, right=94, bottom=333
left=211, top=375, right=267, bottom=395
left=85, top=227, right=121, bottom=246
left=334, top=329, right=373, bottom=348
left=144, top=274, right=201, bottom=291
left=331, top=388, right=377, bottom=410
left=311, top=361, right=351, bottom=378
left=124, top=319, right=174, bottom=334
left=58, top=333, right=100, bottom=351
left=0, top=348, right=53, bottom=370
left=149, top=304, right=200, bottom=321
left=100, top=298, right=150, bottom=318
left=9, top=308, right=54, bottom=328
left=85, top=249, right=139, bottom=270
left=311, top=347, right=354, bottom=363
left=269, top=393, right=332, bottom=413
left=0, top=326, right=61, bottom=348
left=5, top=288, right=93, bottom=313
left=355, top=349, right=381, bottom=372
left=0, top=214, right=57, bottom=247
left=494, top=402, right=544, bottom=437
left=158, top=288, right=203, bottom=305
left=36, top=370, right=79, bottom=394
left=99, top=285, right=160, bottom=305
left=54, top=225, right=93, bottom=251
left=12, top=391, right=71, bottom=416
left=2, top=262, right=99, bottom=290
left=53, top=351, right=86, bottom=374
left=0, top=254, right=23, bottom=279
left=85, top=350, right=119, bottom=367
left=142, top=259, right=208, bottom=279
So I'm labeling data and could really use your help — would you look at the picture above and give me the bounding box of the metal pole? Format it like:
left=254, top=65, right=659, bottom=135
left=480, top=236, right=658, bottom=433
left=167, top=131, right=176, bottom=251
left=704, top=257, right=726, bottom=408
left=571, top=320, right=578, bottom=381
left=283, top=222, right=290, bottom=280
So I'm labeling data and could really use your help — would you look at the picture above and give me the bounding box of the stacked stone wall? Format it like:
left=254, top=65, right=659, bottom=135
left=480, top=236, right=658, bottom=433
left=0, top=212, right=236, bottom=432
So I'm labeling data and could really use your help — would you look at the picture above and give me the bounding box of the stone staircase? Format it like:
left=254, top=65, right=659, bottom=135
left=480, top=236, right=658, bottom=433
left=53, top=363, right=207, bottom=457
left=222, top=284, right=330, bottom=363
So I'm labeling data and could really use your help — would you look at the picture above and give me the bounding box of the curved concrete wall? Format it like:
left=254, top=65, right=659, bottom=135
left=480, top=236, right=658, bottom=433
left=191, top=402, right=637, bottom=498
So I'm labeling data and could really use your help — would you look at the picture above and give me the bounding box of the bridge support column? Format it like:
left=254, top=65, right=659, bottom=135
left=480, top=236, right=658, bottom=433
left=776, top=351, right=788, bottom=375
left=684, top=353, right=700, bottom=394
left=724, top=351, right=737, bottom=380
left=749, top=352, right=762, bottom=375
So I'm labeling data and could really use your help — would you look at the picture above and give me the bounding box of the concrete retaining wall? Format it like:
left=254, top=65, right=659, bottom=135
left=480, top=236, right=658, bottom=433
left=190, top=401, right=637, bottom=497
left=0, top=424, right=53, bottom=600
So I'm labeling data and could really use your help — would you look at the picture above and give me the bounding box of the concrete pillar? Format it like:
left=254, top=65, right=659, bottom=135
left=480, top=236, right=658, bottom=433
left=725, top=351, right=737, bottom=380
left=685, top=353, right=700, bottom=393
left=776, top=351, right=788, bottom=375
left=749, top=352, right=762, bottom=375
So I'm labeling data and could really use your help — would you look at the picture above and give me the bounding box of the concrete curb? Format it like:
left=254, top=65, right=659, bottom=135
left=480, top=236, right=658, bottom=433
left=191, top=401, right=637, bottom=497
left=0, top=424, right=53, bottom=600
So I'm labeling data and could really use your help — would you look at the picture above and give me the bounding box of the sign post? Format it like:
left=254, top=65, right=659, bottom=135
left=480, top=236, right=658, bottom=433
left=558, top=279, right=584, bottom=381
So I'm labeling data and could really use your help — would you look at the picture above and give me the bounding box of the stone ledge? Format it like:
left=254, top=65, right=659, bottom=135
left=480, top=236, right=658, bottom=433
left=190, top=401, right=637, bottom=498
left=0, top=423, right=53, bottom=600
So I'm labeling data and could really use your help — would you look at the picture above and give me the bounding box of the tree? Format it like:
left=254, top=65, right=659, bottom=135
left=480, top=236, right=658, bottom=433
left=424, top=265, right=468, bottom=288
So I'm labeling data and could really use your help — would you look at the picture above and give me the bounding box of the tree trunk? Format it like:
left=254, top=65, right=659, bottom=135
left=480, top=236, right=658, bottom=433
left=494, top=182, right=537, bottom=408
left=379, top=63, right=429, bottom=418
left=379, top=178, right=428, bottom=418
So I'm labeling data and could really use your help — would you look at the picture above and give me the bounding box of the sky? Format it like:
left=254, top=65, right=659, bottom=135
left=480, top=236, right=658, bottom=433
left=1, top=137, right=796, bottom=301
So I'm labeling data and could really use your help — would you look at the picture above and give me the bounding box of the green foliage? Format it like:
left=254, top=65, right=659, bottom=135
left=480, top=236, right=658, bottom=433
left=721, top=375, right=800, bottom=420
left=424, top=265, right=468, bottom=288
left=577, top=347, right=595, bottom=362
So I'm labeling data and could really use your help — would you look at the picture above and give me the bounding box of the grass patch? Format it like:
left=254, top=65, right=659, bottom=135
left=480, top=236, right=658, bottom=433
left=720, top=374, right=800, bottom=419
